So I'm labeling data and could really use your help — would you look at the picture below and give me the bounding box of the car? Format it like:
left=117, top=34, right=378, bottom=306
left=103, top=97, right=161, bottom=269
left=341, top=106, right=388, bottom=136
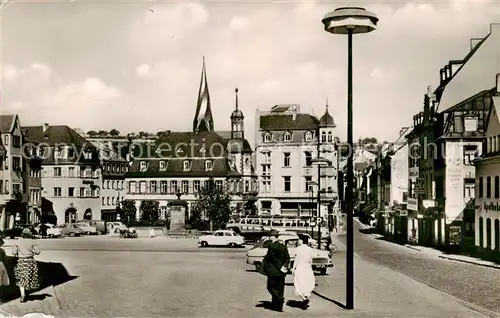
left=4, top=224, right=38, bottom=239
left=246, top=236, right=333, bottom=275
left=35, top=223, right=62, bottom=238
left=198, top=230, right=245, bottom=248
left=107, top=222, right=127, bottom=234
left=74, top=222, right=98, bottom=235
left=56, top=224, right=84, bottom=237
left=77, top=220, right=107, bottom=234
left=296, top=233, right=319, bottom=249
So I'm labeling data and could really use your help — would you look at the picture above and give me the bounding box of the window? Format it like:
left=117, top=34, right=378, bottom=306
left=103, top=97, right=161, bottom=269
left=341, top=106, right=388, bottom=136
left=327, top=131, right=333, bottom=142
left=53, top=187, right=62, bottom=197
left=194, top=180, right=201, bottom=193
left=85, top=169, right=92, bottom=178
left=215, top=180, right=223, bottom=191
left=264, top=133, right=272, bottom=142
left=305, top=176, right=312, bottom=192
left=68, top=167, right=75, bottom=177
left=305, top=131, right=313, bottom=142
left=151, top=181, right=157, bottom=194
left=140, top=181, right=147, bottom=194
left=183, top=161, right=191, bottom=171
left=105, top=180, right=109, bottom=189
left=159, top=161, right=166, bottom=171
left=129, top=181, right=137, bottom=194
left=68, top=187, right=75, bottom=197
left=283, top=153, right=291, bottom=167
left=262, top=176, right=271, bottom=193
left=107, top=197, right=110, bottom=205
left=464, top=181, right=475, bottom=198
left=160, top=181, right=167, bottom=194
left=182, top=181, right=189, bottom=194
left=214, top=232, right=224, bottom=237
left=487, top=176, right=491, bottom=198
left=102, top=197, right=105, bottom=205
left=283, top=176, right=291, bottom=192
left=224, top=232, right=233, bottom=236
left=140, top=161, right=147, bottom=172
left=3, top=135, right=8, bottom=146
left=112, top=181, right=116, bottom=189
left=12, top=156, right=21, bottom=170
left=205, top=160, right=213, bottom=171
left=463, top=145, right=477, bottom=165
left=245, top=180, right=250, bottom=192
left=54, top=148, right=62, bottom=159
left=12, top=135, right=21, bottom=148
left=112, top=197, right=116, bottom=205
left=54, top=167, right=62, bottom=177
left=321, top=131, right=326, bottom=142
left=171, top=181, right=178, bottom=194
left=304, top=151, right=312, bottom=166
left=479, top=177, right=483, bottom=198
left=80, top=187, right=85, bottom=197
left=284, top=132, right=291, bottom=142
left=464, top=116, right=478, bottom=132
left=496, top=176, right=500, bottom=198
left=160, top=206, right=167, bottom=220
left=85, top=188, right=92, bottom=197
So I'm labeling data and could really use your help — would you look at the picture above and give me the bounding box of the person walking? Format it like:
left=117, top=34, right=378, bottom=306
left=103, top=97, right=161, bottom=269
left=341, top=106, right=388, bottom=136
left=261, top=230, right=290, bottom=312
left=292, top=236, right=315, bottom=309
left=0, top=238, right=10, bottom=302
left=39, top=223, right=47, bottom=239
left=13, top=229, right=41, bottom=302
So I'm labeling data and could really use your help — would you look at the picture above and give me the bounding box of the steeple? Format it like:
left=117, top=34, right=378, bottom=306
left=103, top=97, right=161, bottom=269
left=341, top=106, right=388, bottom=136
left=193, top=56, right=214, bottom=133
left=319, top=97, right=336, bottom=128
left=231, top=86, right=244, bottom=139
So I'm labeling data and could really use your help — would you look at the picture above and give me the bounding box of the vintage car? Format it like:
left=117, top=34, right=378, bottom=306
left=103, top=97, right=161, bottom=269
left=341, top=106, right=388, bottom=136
left=74, top=222, right=98, bottom=235
left=198, top=230, right=245, bottom=248
left=56, top=224, right=84, bottom=237
left=246, top=236, right=333, bottom=275
left=226, top=225, right=269, bottom=244
left=34, top=223, right=62, bottom=238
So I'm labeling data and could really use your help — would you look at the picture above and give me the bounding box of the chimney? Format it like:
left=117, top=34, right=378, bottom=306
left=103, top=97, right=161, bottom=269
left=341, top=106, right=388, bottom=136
left=440, top=68, right=445, bottom=84
left=42, top=123, right=49, bottom=133
left=496, top=73, right=500, bottom=93
left=291, top=104, right=297, bottom=120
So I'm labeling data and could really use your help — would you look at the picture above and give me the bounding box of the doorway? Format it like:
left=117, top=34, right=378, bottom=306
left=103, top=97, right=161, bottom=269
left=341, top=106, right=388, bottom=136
left=83, top=209, right=92, bottom=221
left=65, top=207, right=77, bottom=224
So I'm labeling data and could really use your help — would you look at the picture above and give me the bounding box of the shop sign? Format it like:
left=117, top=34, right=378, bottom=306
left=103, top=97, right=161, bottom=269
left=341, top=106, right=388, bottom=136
left=407, top=198, right=418, bottom=211
left=482, top=202, right=500, bottom=212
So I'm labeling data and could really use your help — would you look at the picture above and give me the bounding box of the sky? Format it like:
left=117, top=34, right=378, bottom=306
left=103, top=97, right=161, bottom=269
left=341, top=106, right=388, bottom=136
left=1, top=0, right=500, bottom=148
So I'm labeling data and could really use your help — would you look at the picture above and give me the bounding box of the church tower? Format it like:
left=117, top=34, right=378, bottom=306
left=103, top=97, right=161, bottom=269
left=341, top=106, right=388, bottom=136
left=193, top=57, right=214, bottom=133
left=230, top=87, right=244, bottom=139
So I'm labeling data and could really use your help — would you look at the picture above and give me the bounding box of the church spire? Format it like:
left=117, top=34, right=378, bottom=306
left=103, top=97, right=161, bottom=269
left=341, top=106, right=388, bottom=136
left=193, top=56, right=214, bottom=133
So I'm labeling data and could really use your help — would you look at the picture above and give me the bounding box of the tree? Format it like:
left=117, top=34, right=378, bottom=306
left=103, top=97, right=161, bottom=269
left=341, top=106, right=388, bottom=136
left=109, top=129, right=120, bottom=137
left=191, top=178, right=231, bottom=231
left=98, top=130, right=108, bottom=137
left=156, top=131, right=164, bottom=137
left=120, top=200, right=137, bottom=225
left=87, top=130, right=98, bottom=137
left=140, top=200, right=160, bottom=225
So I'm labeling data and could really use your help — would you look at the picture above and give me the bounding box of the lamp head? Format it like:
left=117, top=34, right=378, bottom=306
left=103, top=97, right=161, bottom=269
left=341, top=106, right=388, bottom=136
left=322, top=7, right=379, bottom=35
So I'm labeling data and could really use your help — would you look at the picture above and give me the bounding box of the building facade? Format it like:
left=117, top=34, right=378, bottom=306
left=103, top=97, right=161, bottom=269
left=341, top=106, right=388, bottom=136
left=254, top=103, right=338, bottom=218
left=124, top=59, right=258, bottom=221
left=23, top=124, right=102, bottom=224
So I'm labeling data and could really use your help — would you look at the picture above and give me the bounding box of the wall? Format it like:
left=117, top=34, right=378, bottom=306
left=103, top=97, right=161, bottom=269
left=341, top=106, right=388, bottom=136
left=445, top=140, right=482, bottom=224
left=475, top=157, right=500, bottom=249
left=391, top=143, right=409, bottom=205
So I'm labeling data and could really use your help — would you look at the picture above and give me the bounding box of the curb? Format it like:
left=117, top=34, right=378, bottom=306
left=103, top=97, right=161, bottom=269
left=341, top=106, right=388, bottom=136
left=456, top=299, right=500, bottom=318
left=438, top=255, right=500, bottom=270
left=404, top=244, right=422, bottom=251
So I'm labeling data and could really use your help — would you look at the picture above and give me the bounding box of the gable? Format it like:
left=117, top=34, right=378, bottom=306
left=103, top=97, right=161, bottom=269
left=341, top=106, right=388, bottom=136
left=488, top=97, right=500, bottom=137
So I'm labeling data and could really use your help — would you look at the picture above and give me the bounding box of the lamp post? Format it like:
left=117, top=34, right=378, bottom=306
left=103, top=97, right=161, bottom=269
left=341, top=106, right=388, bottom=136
left=308, top=181, right=318, bottom=236
left=311, top=157, right=331, bottom=250
left=322, top=7, right=378, bottom=310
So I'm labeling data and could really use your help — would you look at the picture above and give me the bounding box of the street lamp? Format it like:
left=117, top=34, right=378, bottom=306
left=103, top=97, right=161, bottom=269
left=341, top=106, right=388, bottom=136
left=311, top=156, right=331, bottom=250
left=308, top=181, right=318, bottom=236
left=322, top=7, right=378, bottom=310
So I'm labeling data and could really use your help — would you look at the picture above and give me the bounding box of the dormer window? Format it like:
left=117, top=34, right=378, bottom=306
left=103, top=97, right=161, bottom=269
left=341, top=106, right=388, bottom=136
left=205, top=160, right=213, bottom=171
left=264, top=133, right=272, bottom=142
left=327, top=131, right=333, bottom=142
left=183, top=160, right=191, bottom=171
left=284, top=132, right=292, bottom=142
left=140, top=161, right=147, bottom=172
left=54, top=148, right=61, bottom=159
left=84, top=151, right=92, bottom=160
left=305, top=131, right=313, bottom=142
left=159, top=161, right=166, bottom=171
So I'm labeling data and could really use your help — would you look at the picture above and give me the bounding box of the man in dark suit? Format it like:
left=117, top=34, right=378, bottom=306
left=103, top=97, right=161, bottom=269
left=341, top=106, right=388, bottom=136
left=262, top=230, right=290, bottom=312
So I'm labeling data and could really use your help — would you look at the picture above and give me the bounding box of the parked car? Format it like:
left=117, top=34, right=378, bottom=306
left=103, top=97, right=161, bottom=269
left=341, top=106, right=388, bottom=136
left=4, top=224, right=38, bottom=239
left=107, top=222, right=127, bottom=234
left=119, top=228, right=138, bottom=238
left=198, top=230, right=245, bottom=248
left=296, top=233, right=319, bottom=248
left=34, top=223, right=62, bottom=238
left=246, top=236, right=333, bottom=275
left=226, top=225, right=269, bottom=244
left=56, top=224, right=84, bottom=236
left=74, top=222, right=98, bottom=235
left=77, top=220, right=107, bottom=234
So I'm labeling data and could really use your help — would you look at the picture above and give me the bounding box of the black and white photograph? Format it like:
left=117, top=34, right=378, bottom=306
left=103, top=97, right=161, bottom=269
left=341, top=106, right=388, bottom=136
left=0, top=0, right=499, bottom=316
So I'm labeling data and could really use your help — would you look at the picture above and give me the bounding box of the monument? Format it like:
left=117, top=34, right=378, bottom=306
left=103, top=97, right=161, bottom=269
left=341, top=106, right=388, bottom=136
left=167, top=191, right=188, bottom=230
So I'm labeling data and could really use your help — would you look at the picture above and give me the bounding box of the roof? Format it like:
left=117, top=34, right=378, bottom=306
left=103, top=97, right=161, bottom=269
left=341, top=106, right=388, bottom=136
left=125, top=157, right=240, bottom=178
left=439, top=24, right=500, bottom=112
left=0, top=115, right=15, bottom=133
left=318, top=107, right=336, bottom=127
left=89, top=140, right=127, bottom=162
left=22, top=125, right=96, bottom=149
left=259, top=114, right=319, bottom=131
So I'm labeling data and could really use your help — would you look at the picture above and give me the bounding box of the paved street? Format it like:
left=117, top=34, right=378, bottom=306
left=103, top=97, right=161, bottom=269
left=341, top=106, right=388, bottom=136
left=0, top=235, right=493, bottom=317
left=337, top=219, right=500, bottom=313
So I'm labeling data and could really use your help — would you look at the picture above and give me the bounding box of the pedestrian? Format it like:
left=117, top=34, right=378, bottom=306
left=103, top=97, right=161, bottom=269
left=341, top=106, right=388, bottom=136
left=292, top=236, right=315, bottom=309
left=13, top=228, right=41, bottom=302
left=149, top=227, right=155, bottom=238
left=260, top=230, right=290, bottom=312
left=40, top=223, right=47, bottom=239
left=0, top=238, right=10, bottom=302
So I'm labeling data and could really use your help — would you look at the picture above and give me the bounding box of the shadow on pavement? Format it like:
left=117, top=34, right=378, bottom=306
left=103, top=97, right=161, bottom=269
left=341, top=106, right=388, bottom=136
left=0, top=256, right=78, bottom=304
left=312, top=291, right=347, bottom=309
left=286, top=300, right=309, bottom=310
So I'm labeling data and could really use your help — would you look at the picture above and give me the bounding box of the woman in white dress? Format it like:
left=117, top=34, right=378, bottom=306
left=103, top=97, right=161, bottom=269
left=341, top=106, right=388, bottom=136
left=292, top=236, right=315, bottom=308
